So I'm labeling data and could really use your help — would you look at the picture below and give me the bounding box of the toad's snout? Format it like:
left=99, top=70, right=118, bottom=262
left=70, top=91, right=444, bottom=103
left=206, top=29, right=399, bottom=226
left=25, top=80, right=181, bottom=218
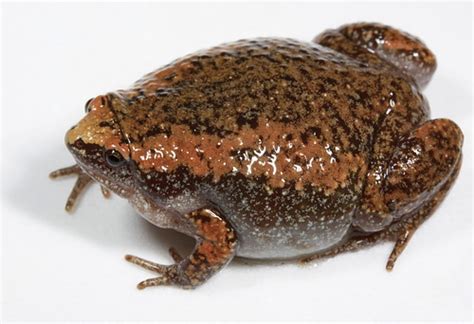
left=64, top=95, right=129, bottom=161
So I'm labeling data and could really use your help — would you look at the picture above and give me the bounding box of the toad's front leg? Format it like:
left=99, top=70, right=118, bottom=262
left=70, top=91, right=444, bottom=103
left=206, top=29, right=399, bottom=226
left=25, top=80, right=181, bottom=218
left=126, top=208, right=238, bottom=289
left=50, top=164, right=111, bottom=212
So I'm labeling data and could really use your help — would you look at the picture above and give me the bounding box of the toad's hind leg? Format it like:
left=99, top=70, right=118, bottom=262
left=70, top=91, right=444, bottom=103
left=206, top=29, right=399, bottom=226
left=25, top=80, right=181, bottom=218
left=314, top=22, right=437, bottom=88
left=380, top=117, right=462, bottom=264
left=303, top=158, right=461, bottom=268
left=125, top=208, right=238, bottom=289
left=304, top=119, right=463, bottom=270
left=385, top=149, right=462, bottom=270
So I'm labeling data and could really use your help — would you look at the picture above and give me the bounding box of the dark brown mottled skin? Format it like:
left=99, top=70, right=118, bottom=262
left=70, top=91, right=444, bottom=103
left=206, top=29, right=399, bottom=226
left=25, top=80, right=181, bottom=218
left=51, top=23, right=463, bottom=289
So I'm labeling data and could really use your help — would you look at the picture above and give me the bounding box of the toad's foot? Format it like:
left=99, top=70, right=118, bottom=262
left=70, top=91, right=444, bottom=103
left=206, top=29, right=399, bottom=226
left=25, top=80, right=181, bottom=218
left=124, top=253, right=180, bottom=289
left=50, top=164, right=110, bottom=212
left=125, top=208, right=238, bottom=289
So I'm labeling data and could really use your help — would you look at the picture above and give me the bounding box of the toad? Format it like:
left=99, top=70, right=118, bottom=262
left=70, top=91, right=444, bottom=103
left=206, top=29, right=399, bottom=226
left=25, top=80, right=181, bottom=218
left=51, top=22, right=463, bottom=289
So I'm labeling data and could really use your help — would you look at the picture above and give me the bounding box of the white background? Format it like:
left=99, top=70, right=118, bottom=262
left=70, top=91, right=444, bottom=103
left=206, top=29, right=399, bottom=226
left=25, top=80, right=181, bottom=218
left=1, top=2, right=472, bottom=322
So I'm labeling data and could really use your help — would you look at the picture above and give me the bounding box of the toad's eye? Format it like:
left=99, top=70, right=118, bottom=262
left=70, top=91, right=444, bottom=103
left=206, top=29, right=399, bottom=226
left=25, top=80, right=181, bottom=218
left=104, top=149, right=125, bottom=167
left=84, top=98, right=93, bottom=113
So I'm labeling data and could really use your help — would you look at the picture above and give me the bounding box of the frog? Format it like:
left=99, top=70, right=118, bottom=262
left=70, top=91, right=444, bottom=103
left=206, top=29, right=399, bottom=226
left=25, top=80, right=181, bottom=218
left=50, top=22, right=463, bottom=289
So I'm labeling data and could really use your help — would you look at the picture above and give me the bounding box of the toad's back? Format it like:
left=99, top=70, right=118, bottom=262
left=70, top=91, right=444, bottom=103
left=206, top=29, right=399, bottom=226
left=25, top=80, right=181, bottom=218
left=113, top=37, right=426, bottom=159
left=110, top=38, right=428, bottom=258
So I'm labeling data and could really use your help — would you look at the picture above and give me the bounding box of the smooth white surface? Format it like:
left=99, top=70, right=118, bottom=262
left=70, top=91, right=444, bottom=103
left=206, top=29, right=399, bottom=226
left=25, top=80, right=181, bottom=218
left=1, top=2, right=472, bottom=321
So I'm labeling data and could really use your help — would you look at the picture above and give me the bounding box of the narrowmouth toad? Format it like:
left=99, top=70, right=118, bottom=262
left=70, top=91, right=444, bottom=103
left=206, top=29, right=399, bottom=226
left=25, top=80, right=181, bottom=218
left=51, top=22, right=463, bottom=289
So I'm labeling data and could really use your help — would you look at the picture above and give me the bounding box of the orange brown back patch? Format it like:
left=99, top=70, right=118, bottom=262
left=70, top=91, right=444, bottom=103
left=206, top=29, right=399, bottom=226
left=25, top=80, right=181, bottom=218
left=130, top=117, right=365, bottom=194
